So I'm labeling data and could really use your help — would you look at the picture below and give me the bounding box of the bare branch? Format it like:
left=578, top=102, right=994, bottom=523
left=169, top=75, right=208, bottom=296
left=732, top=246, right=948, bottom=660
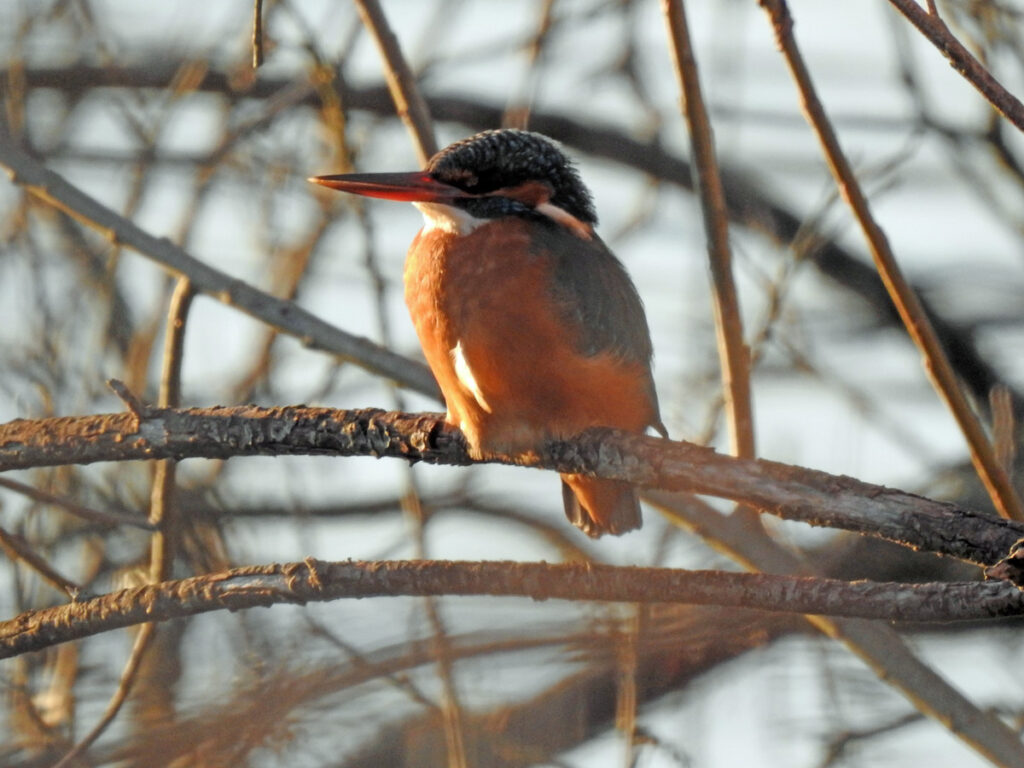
left=149, top=277, right=194, bottom=582
left=52, top=624, right=157, bottom=768
left=3, top=559, right=1023, bottom=660
left=2, top=406, right=1022, bottom=565
left=53, top=249, right=201, bottom=768
left=0, top=525, right=84, bottom=598
left=353, top=0, right=437, bottom=164
left=0, top=123, right=439, bottom=398
left=887, top=0, right=1024, bottom=133
left=662, top=0, right=755, bottom=462
left=252, top=0, right=265, bottom=68
left=758, top=0, right=1024, bottom=521
left=0, top=476, right=152, bottom=530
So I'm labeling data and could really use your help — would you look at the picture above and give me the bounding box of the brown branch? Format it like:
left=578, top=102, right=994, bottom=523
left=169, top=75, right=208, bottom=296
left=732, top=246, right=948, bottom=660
left=662, top=0, right=763, bottom=559
left=353, top=0, right=437, bottom=164
left=2, top=406, right=1022, bottom=566
left=502, top=0, right=556, bottom=129
left=4, top=559, right=1024, bottom=660
left=52, top=624, right=157, bottom=768
left=648, top=491, right=1024, bottom=768
left=662, top=0, right=755, bottom=462
left=0, top=525, right=83, bottom=598
left=54, top=237, right=200, bottom=768
left=150, top=277, right=194, bottom=582
left=758, top=0, right=1024, bottom=522
left=887, top=0, right=1024, bottom=133
left=0, top=476, right=152, bottom=530
left=0, top=121, right=439, bottom=399
left=992, top=384, right=1017, bottom=475
left=252, top=0, right=265, bottom=69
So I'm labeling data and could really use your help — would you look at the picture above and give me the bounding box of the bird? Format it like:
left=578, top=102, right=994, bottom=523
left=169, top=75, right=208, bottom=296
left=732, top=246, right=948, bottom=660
left=310, top=129, right=666, bottom=537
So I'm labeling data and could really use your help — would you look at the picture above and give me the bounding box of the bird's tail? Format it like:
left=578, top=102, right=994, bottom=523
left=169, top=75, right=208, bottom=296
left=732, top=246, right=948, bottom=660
left=561, top=475, right=642, bottom=537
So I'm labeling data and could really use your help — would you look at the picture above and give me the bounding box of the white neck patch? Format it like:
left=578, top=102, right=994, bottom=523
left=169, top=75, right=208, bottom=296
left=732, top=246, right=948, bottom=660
left=414, top=201, right=487, bottom=235
left=451, top=340, right=492, bottom=413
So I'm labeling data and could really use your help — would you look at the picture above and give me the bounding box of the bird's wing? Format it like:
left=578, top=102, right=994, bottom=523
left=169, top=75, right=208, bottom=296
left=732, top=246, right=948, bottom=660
left=542, top=228, right=667, bottom=436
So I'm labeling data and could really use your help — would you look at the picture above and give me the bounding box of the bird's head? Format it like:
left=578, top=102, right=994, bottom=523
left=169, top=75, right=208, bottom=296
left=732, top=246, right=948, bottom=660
left=310, top=129, right=597, bottom=238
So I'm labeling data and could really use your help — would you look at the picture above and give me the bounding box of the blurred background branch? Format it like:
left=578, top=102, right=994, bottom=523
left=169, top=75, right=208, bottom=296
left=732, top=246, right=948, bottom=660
left=3, top=2, right=1024, bottom=767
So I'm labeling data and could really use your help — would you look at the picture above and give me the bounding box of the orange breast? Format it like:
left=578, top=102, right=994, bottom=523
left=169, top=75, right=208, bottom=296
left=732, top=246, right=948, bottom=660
left=404, top=218, right=656, bottom=458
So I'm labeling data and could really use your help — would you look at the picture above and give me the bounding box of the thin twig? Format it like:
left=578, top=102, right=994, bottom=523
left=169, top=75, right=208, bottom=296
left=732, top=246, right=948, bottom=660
left=52, top=623, right=157, bottom=768
left=758, top=0, right=1024, bottom=522
left=662, top=0, right=755, bottom=463
left=53, top=218, right=198, bottom=768
left=252, top=0, right=265, bottom=68
left=991, top=385, right=1016, bottom=476
left=0, top=476, right=152, bottom=530
left=887, top=0, right=1024, bottom=133
left=231, top=210, right=334, bottom=403
left=150, top=277, right=194, bottom=582
left=0, top=125, right=438, bottom=398
left=107, top=378, right=148, bottom=418
left=404, top=492, right=469, bottom=768
left=0, top=525, right=83, bottom=598
left=615, top=607, right=640, bottom=768
left=502, top=0, right=556, bottom=129
left=352, top=0, right=437, bottom=164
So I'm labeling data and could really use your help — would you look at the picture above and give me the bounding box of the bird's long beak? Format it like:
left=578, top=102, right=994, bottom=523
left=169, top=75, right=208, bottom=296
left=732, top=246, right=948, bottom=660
left=308, top=172, right=467, bottom=203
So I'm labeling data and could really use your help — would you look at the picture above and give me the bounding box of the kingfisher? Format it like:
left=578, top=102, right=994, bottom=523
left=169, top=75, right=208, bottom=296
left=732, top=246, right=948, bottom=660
left=310, top=129, right=666, bottom=537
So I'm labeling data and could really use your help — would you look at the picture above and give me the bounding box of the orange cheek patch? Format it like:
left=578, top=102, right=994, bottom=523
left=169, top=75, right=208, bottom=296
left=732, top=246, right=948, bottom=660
left=490, top=181, right=594, bottom=241
left=499, top=179, right=555, bottom=207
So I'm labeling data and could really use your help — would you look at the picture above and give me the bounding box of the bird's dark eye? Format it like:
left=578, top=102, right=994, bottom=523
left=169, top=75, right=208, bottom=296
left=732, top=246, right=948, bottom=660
left=471, top=169, right=505, bottom=194
left=441, top=167, right=514, bottom=196
left=438, top=168, right=479, bottom=191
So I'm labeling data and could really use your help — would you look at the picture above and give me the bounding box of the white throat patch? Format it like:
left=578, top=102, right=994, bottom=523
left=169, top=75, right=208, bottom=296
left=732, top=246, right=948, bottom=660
left=414, top=201, right=486, bottom=235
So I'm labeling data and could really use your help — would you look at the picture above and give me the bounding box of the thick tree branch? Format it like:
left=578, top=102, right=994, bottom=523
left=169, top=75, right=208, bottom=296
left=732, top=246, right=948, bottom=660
left=3, top=558, right=1023, bottom=659
left=652, top=489, right=1024, bottom=768
left=2, top=406, right=1022, bottom=566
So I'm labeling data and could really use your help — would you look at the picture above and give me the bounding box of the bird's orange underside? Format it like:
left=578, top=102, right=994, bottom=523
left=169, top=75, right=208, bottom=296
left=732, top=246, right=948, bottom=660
left=405, top=219, right=654, bottom=532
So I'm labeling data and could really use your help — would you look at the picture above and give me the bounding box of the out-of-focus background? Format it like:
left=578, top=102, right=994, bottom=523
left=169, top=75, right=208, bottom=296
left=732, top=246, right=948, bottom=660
left=3, top=1, right=1024, bottom=766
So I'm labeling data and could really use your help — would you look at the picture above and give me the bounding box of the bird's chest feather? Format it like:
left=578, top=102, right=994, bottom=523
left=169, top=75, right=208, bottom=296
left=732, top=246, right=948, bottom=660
left=403, top=221, right=574, bottom=448
left=404, top=220, right=553, bottom=347
left=403, top=217, right=655, bottom=459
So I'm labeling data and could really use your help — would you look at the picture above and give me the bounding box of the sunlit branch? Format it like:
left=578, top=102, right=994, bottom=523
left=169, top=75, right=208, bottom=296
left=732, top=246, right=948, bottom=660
left=2, top=405, right=1021, bottom=566
left=4, top=558, right=1024, bottom=660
